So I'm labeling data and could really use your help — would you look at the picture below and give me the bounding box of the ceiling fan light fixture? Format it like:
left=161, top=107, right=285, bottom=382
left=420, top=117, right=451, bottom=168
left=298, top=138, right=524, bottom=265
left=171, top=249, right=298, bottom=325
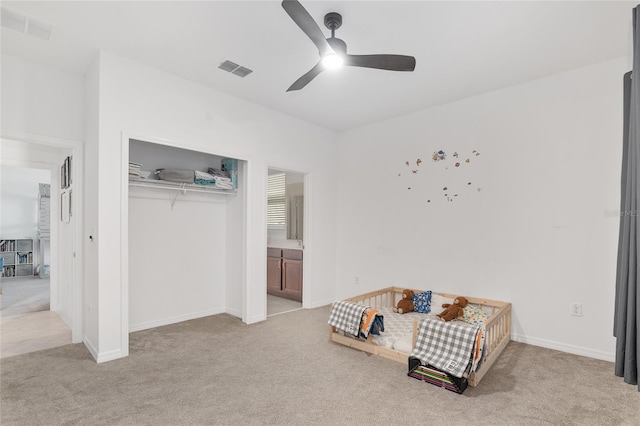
left=321, top=53, right=343, bottom=70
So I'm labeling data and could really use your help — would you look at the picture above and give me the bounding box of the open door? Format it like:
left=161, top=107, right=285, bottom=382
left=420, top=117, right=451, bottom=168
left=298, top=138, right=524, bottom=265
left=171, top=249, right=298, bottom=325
left=266, top=168, right=305, bottom=316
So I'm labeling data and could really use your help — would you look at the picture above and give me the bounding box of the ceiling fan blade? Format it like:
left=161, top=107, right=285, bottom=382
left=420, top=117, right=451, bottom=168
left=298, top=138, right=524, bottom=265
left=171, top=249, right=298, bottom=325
left=345, top=54, right=416, bottom=72
left=287, top=61, right=324, bottom=92
left=282, top=0, right=331, bottom=56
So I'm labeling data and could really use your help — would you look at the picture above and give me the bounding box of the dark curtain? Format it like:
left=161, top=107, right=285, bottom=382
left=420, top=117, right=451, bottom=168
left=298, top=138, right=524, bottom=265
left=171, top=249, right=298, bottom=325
left=614, top=7, right=640, bottom=392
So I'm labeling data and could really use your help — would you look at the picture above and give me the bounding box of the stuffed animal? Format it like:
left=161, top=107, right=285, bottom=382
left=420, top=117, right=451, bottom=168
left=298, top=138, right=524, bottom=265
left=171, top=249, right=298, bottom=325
left=393, top=289, right=415, bottom=314
left=436, top=296, right=469, bottom=321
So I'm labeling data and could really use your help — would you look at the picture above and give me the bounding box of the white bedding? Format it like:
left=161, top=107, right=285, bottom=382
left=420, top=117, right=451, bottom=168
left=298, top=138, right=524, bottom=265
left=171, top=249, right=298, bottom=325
left=371, top=307, right=438, bottom=353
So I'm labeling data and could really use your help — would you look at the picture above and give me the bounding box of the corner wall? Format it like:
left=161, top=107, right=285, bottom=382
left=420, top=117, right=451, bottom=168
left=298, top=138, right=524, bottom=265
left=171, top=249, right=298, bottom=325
left=336, top=56, right=629, bottom=361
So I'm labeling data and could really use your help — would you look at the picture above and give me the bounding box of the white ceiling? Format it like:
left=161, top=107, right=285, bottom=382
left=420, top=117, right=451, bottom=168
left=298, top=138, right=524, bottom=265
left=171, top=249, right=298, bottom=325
left=1, top=1, right=635, bottom=132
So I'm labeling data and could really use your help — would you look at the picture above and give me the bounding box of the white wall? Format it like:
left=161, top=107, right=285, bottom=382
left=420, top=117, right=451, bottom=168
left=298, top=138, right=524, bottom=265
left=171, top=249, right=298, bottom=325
left=87, top=51, right=338, bottom=361
left=1, top=54, right=84, bottom=141
left=128, top=193, right=228, bottom=331
left=336, top=57, right=629, bottom=361
left=225, top=160, right=247, bottom=318
left=83, top=54, right=101, bottom=357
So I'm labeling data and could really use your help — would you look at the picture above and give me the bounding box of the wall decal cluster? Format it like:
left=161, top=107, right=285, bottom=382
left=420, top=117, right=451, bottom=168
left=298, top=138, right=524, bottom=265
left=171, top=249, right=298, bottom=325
left=397, top=149, right=482, bottom=203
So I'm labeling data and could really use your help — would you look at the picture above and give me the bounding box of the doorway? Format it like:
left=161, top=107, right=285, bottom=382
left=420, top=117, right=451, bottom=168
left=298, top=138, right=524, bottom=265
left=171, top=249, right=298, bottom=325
left=266, top=168, right=305, bottom=316
left=0, top=166, right=69, bottom=357
left=0, top=137, right=82, bottom=357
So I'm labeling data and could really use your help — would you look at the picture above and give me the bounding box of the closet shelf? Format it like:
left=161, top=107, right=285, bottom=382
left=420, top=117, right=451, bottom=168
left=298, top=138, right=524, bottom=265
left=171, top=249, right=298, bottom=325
left=129, top=178, right=236, bottom=207
left=129, top=177, right=236, bottom=194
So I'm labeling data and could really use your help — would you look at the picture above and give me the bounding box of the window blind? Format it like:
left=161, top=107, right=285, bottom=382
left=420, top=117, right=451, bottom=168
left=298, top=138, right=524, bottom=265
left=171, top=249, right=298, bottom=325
left=267, top=173, right=286, bottom=226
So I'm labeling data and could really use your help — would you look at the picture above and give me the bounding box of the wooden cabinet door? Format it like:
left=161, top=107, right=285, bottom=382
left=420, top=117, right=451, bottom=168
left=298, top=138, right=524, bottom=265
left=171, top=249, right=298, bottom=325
left=282, top=259, right=302, bottom=302
left=267, top=256, right=282, bottom=294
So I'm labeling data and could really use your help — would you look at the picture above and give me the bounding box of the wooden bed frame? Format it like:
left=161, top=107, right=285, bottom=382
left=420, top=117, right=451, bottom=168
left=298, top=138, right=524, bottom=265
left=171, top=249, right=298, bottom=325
left=329, top=286, right=512, bottom=387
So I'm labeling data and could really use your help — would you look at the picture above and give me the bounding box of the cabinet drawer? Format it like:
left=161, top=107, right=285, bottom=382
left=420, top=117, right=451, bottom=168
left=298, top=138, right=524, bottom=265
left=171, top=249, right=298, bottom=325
left=282, top=249, right=303, bottom=261
left=267, top=248, right=282, bottom=258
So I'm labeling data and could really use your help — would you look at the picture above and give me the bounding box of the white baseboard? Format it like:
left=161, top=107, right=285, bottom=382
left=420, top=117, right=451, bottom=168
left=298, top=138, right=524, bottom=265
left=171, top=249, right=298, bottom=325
left=54, top=308, right=72, bottom=330
left=84, top=337, right=125, bottom=363
left=225, top=307, right=242, bottom=318
left=128, top=307, right=225, bottom=333
left=511, top=333, right=614, bottom=362
left=245, top=313, right=267, bottom=324
left=96, top=348, right=123, bottom=363
left=308, top=298, right=333, bottom=309
left=83, top=337, right=99, bottom=361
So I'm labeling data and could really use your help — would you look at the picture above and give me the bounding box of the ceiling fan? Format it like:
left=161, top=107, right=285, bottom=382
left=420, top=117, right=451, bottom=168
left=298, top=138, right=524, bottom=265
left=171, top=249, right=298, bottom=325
left=281, top=0, right=416, bottom=92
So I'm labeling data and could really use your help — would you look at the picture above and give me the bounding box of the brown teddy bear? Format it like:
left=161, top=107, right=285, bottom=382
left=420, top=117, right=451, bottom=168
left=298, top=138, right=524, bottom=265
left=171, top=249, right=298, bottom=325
left=393, top=289, right=415, bottom=314
left=436, top=296, right=469, bottom=321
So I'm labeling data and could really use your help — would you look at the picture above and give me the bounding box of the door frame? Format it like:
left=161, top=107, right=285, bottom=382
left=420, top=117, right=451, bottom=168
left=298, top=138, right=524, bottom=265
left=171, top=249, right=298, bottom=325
left=265, top=165, right=311, bottom=311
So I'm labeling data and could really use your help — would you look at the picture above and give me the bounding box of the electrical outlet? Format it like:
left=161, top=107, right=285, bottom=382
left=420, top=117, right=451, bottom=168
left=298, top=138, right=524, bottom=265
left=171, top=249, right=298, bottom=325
left=571, top=303, right=583, bottom=317
left=355, top=276, right=359, bottom=285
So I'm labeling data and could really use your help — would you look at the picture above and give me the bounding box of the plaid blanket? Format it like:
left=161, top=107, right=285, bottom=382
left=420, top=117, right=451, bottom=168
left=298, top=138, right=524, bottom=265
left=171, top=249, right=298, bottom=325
left=328, top=301, right=368, bottom=337
left=410, top=317, right=480, bottom=378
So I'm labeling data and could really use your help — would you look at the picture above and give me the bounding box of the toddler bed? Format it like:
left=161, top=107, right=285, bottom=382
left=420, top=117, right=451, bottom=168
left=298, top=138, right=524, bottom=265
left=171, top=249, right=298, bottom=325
left=328, top=286, right=511, bottom=387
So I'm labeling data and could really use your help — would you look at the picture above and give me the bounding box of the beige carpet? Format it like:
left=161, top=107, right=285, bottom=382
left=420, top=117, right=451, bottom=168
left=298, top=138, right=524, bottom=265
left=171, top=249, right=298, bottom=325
left=1, top=306, right=639, bottom=425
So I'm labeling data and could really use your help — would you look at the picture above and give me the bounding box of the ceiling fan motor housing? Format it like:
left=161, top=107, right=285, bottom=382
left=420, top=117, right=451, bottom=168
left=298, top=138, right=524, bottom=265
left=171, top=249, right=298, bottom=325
left=324, top=12, right=342, bottom=30
left=324, top=12, right=346, bottom=54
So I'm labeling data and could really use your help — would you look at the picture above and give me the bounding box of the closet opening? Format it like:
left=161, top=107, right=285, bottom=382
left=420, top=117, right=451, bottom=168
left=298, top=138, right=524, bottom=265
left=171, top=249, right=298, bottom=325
left=125, top=137, right=247, bottom=334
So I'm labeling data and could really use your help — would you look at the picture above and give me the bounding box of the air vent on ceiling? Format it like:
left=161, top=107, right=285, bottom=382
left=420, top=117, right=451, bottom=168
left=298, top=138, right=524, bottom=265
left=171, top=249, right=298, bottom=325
left=1, top=7, right=53, bottom=41
left=232, top=66, right=252, bottom=78
left=218, top=60, right=253, bottom=78
left=1, top=7, right=26, bottom=32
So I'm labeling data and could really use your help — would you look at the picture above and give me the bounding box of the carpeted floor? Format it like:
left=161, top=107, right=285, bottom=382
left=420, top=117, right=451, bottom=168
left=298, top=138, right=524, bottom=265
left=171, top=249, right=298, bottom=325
left=0, top=277, right=49, bottom=317
left=1, top=306, right=639, bottom=425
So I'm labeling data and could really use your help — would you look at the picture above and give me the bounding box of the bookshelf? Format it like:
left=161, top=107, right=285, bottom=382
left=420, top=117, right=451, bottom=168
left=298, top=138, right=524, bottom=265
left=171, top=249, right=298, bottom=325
left=0, top=239, right=34, bottom=278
